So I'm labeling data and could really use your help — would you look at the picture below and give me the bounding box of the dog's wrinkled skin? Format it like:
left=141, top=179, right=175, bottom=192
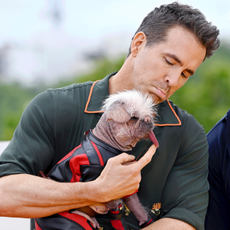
left=94, top=90, right=158, bottom=151
left=72, top=90, right=158, bottom=228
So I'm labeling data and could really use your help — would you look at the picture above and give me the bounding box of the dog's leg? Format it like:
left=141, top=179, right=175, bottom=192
left=108, top=201, right=129, bottom=230
left=123, top=193, right=153, bottom=226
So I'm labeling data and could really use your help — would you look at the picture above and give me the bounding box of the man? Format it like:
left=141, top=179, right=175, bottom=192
left=0, top=2, right=219, bottom=230
left=205, top=110, right=230, bottom=230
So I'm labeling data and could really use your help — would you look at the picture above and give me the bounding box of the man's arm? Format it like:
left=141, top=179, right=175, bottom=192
left=0, top=145, right=157, bottom=218
left=143, top=218, right=196, bottom=230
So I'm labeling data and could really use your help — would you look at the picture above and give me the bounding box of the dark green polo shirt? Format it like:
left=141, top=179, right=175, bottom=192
left=0, top=73, right=208, bottom=230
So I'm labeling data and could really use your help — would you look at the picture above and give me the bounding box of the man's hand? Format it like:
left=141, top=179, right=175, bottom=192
left=91, top=144, right=157, bottom=203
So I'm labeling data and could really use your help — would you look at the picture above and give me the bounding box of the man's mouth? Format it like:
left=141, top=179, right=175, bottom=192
left=155, top=87, right=167, bottom=100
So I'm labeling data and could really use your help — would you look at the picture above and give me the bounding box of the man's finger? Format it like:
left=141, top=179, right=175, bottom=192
left=136, top=144, right=157, bottom=170
left=110, top=152, right=135, bottom=165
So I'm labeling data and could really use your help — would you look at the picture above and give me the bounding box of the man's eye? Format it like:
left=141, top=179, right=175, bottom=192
left=165, top=58, right=173, bottom=65
left=181, top=72, right=189, bottom=78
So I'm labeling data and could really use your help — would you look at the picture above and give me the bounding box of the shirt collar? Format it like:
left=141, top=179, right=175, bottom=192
left=84, top=73, right=181, bottom=127
left=84, top=72, right=112, bottom=114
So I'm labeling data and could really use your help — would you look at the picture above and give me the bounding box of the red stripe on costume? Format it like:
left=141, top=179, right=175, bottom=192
left=35, top=219, right=42, bottom=230
left=57, top=145, right=82, bottom=164
left=69, top=153, right=90, bottom=182
left=144, top=218, right=153, bottom=226
left=111, top=219, right=126, bottom=230
left=90, top=141, right=104, bottom=166
left=59, top=211, right=94, bottom=230
left=123, top=189, right=138, bottom=199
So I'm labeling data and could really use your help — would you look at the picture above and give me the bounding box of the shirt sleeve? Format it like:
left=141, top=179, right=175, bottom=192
left=0, top=90, right=55, bottom=176
left=160, top=116, right=209, bottom=230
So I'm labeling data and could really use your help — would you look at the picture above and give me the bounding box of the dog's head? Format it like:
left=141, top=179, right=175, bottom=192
left=100, top=90, right=158, bottom=150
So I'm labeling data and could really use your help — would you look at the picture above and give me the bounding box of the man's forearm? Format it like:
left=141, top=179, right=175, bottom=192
left=143, top=218, right=196, bottom=230
left=0, top=174, right=102, bottom=218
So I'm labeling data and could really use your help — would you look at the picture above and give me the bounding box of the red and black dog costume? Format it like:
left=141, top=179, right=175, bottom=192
left=35, top=130, right=153, bottom=230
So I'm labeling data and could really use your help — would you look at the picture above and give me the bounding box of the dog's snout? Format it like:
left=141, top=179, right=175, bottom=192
left=141, top=118, right=154, bottom=128
left=143, top=116, right=153, bottom=124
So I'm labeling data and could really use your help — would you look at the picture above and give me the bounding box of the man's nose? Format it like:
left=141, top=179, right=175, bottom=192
left=165, top=72, right=180, bottom=87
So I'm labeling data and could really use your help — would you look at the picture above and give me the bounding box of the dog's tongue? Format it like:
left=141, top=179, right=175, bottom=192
left=149, top=131, right=159, bottom=147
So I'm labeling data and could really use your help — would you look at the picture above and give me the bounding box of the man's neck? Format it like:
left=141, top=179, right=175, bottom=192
left=109, top=59, right=134, bottom=95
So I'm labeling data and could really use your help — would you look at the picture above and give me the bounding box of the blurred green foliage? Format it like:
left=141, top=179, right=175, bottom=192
left=56, top=56, right=126, bottom=87
left=0, top=43, right=229, bottom=140
left=170, top=43, right=230, bottom=133
left=0, top=83, right=38, bottom=140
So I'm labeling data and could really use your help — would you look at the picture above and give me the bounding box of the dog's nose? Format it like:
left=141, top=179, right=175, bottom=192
left=141, top=118, right=154, bottom=128
left=143, top=116, right=153, bottom=124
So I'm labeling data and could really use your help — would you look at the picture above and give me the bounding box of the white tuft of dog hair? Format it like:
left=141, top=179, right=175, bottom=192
left=101, top=90, right=157, bottom=121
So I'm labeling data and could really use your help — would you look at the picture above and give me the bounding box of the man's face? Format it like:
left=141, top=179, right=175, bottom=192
left=130, top=26, right=206, bottom=104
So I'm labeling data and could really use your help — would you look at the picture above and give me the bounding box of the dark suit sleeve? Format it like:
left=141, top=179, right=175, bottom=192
left=205, top=110, right=230, bottom=230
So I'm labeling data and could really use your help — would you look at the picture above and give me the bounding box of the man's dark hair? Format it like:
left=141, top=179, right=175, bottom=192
left=128, top=2, right=220, bottom=59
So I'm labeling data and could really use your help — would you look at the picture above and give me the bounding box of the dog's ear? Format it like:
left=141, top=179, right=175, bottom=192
left=106, top=102, right=131, bottom=123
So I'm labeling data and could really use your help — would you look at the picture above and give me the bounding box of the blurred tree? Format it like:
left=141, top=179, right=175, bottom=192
left=170, top=44, right=230, bottom=133
left=0, top=43, right=229, bottom=140
left=56, top=55, right=126, bottom=87
left=0, top=83, right=38, bottom=140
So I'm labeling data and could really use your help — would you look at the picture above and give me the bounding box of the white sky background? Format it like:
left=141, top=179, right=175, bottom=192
left=0, top=0, right=229, bottom=85
left=0, top=0, right=229, bottom=42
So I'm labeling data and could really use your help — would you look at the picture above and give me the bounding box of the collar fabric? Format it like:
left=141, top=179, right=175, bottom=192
left=84, top=73, right=182, bottom=127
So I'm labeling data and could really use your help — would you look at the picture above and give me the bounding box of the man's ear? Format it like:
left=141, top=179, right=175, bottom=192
left=106, top=102, right=131, bottom=123
left=130, top=32, right=147, bottom=57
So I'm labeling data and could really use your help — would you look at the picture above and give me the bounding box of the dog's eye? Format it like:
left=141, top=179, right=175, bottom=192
left=130, top=116, right=138, bottom=121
